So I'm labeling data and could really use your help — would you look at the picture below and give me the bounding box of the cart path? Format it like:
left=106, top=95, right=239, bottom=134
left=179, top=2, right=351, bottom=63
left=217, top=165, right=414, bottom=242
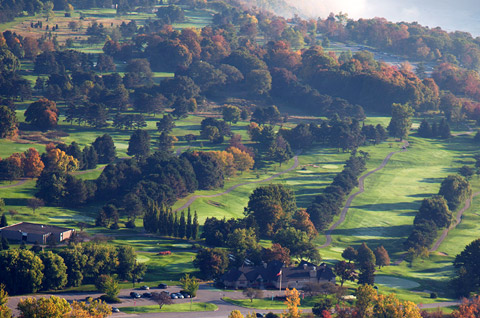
left=0, top=178, right=30, bottom=189
left=320, top=141, right=409, bottom=248
left=430, top=190, right=480, bottom=252
left=174, top=154, right=300, bottom=212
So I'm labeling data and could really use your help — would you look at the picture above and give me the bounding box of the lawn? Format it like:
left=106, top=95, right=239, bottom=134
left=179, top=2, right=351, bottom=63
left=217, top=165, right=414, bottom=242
left=120, top=302, right=217, bottom=313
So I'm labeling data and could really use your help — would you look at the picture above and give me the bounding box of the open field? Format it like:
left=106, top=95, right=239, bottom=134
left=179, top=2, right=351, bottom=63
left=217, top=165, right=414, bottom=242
left=120, top=302, right=218, bottom=313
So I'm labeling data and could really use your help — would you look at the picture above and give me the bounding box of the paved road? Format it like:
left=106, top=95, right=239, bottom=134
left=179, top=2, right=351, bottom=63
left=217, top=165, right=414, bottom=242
left=320, top=141, right=409, bottom=248
left=7, top=285, right=289, bottom=318
left=174, top=154, right=300, bottom=212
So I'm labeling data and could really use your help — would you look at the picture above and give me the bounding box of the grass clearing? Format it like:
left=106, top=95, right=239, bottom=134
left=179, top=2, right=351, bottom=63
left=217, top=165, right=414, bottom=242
left=120, top=302, right=217, bottom=313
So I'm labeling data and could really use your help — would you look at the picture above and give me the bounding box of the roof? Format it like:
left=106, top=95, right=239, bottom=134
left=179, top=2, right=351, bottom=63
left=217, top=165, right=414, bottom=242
left=0, top=222, right=73, bottom=235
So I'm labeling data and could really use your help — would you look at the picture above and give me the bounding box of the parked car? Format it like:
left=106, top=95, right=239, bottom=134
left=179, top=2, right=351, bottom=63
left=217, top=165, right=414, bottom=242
left=140, top=285, right=150, bottom=290
left=179, top=291, right=191, bottom=298
left=256, top=314, right=265, bottom=318
left=170, top=293, right=178, bottom=299
left=158, top=283, right=168, bottom=289
left=130, top=292, right=141, bottom=298
left=177, top=293, right=184, bottom=299
left=111, top=307, right=120, bottom=313
left=161, top=290, right=170, bottom=295
left=142, top=292, right=152, bottom=298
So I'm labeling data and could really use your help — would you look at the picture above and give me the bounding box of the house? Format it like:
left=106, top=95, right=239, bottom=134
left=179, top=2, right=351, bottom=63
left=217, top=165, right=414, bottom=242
left=221, top=260, right=336, bottom=290
left=0, top=222, right=75, bottom=244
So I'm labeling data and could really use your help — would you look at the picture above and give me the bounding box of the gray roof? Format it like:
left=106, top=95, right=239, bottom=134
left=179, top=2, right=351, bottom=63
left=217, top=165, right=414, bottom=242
left=0, top=222, right=73, bottom=235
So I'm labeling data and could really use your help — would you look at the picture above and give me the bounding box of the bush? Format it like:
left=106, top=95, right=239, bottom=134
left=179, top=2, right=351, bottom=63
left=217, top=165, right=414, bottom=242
left=99, top=295, right=121, bottom=303
left=125, top=220, right=136, bottom=228
left=109, top=223, right=119, bottom=230
left=430, top=292, right=438, bottom=299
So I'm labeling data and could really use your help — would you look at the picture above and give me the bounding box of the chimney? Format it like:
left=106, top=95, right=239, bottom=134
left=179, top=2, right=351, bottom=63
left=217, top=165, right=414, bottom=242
left=303, top=263, right=308, bottom=270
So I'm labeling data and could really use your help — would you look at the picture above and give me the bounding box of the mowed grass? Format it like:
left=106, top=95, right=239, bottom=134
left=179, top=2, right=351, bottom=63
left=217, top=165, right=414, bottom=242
left=120, top=302, right=217, bottom=313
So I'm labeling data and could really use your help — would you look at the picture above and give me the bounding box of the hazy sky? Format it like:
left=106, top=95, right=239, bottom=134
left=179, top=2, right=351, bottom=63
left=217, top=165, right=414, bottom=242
left=286, top=0, right=480, bottom=36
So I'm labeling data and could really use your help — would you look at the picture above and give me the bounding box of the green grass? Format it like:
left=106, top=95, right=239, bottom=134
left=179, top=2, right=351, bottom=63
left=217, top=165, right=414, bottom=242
left=120, top=302, right=217, bottom=313
left=222, top=295, right=320, bottom=310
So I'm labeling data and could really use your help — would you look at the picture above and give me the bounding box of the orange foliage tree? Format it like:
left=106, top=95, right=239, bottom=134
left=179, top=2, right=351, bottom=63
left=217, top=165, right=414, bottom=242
left=22, top=148, right=44, bottom=177
left=283, top=288, right=302, bottom=318
left=227, top=146, right=254, bottom=173
left=451, top=296, right=480, bottom=318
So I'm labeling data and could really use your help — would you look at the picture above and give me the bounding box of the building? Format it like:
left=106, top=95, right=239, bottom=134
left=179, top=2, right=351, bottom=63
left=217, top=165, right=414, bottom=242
left=221, top=260, right=336, bottom=290
left=0, top=222, right=75, bottom=244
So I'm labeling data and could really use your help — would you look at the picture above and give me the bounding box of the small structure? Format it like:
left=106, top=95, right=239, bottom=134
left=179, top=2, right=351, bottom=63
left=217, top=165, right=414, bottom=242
left=0, top=222, right=75, bottom=244
left=221, top=260, right=336, bottom=290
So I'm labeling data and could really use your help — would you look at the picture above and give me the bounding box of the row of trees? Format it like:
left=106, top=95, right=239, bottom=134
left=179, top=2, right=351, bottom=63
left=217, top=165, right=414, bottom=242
left=307, top=152, right=368, bottom=231
left=404, top=175, right=471, bottom=252
left=418, top=118, right=452, bottom=139
left=0, top=243, right=145, bottom=295
left=143, top=203, right=199, bottom=240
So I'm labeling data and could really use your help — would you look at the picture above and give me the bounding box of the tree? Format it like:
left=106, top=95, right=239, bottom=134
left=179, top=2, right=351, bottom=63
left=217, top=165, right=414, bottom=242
left=246, top=69, right=272, bottom=96
left=0, top=105, right=17, bottom=139
left=117, top=246, right=136, bottom=280
left=0, top=249, right=44, bottom=295
left=193, top=248, right=229, bottom=280
left=243, top=288, right=264, bottom=303
left=387, top=103, right=414, bottom=139
left=27, top=198, right=44, bottom=214
left=157, top=132, right=177, bottom=153
left=127, top=130, right=151, bottom=157
left=17, top=296, right=70, bottom=317
left=459, top=165, right=474, bottom=180
left=262, top=243, right=291, bottom=265
left=355, top=284, right=376, bottom=317
left=342, top=246, right=358, bottom=263
left=267, top=135, right=293, bottom=167
left=451, top=296, right=480, bottom=318
left=156, top=114, right=176, bottom=133
left=22, top=148, right=44, bottom=177
left=152, top=292, right=173, bottom=310
left=92, top=134, right=116, bottom=164
left=438, top=175, right=471, bottom=211
left=452, top=238, right=480, bottom=297
left=229, top=310, right=244, bottom=318
left=24, top=98, right=59, bottom=130
left=95, top=275, right=119, bottom=300
left=223, top=105, right=241, bottom=123
left=415, top=195, right=452, bottom=228
left=0, top=284, right=12, bottom=318
left=356, top=243, right=376, bottom=268
left=39, top=251, right=67, bottom=291
left=46, top=149, right=79, bottom=172
left=0, top=214, right=6, bottom=228
left=227, top=147, right=254, bottom=172
left=69, top=299, right=112, bottom=317
left=374, top=246, right=390, bottom=268
left=1, top=238, right=8, bottom=251
left=179, top=274, right=199, bottom=297
left=192, top=211, right=199, bottom=239
left=245, top=184, right=297, bottom=237
left=358, top=262, right=375, bottom=285
left=417, top=119, right=432, bottom=138
left=283, top=288, right=302, bottom=318
left=273, top=227, right=319, bottom=261
left=334, top=261, right=356, bottom=286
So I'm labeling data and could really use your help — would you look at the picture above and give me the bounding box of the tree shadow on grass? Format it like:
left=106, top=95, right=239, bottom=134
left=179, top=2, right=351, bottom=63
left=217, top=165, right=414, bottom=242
left=3, top=198, right=28, bottom=206
left=419, top=177, right=444, bottom=183
left=332, top=225, right=412, bottom=238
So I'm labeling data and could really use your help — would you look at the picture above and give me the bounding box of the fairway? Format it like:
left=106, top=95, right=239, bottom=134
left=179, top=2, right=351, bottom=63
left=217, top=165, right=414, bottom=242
left=375, top=275, right=421, bottom=289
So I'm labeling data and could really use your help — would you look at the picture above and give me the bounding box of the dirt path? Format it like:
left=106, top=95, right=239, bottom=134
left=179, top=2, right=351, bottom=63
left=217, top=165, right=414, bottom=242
left=174, top=155, right=300, bottom=212
left=430, top=190, right=480, bottom=252
left=320, top=141, right=409, bottom=248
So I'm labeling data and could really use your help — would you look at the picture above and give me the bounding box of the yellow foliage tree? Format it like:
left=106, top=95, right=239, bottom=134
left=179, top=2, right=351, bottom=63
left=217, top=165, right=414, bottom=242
left=47, top=148, right=79, bottom=172
left=0, top=284, right=12, bottom=318
left=67, top=300, right=112, bottom=318
left=228, top=310, right=244, bottom=318
left=227, top=146, right=254, bottom=172
left=17, top=296, right=71, bottom=318
left=283, top=288, right=302, bottom=318
left=22, top=148, right=45, bottom=177
left=210, top=150, right=236, bottom=177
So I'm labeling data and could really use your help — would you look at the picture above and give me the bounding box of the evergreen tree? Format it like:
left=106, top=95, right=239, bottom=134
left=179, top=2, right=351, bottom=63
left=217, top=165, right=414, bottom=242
left=356, top=242, right=376, bottom=267
left=82, top=146, right=98, bottom=170
left=358, top=262, right=375, bottom=285
left=438, top=118, right=451, bottom=139
left=1, top=236, right=9, bottom=250
left=156, top=114, right=176, bottom=133
left=417, top=119, right=432, bottom=138
left=167, top=210, right=174, bottom=236
left=179, top=211, right=186, bottom=238
left=173, top=212, right=179, bottom=238
left=127, top=129, right=151, bottom=157
left=431, top=122, right=439, bottom=137
left=387, top=103, right=414, bottom=139
left=186, top=208, right=192, bottom=239
left=192, top=211, right=199, bottom=240
left=0, top=213, right=7, bottom=227
left=92, top=134, right=116, bottom=164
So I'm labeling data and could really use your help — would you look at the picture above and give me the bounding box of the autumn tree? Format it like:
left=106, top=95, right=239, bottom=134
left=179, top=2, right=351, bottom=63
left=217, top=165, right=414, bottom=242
left=451, top=296, right=480, bottom=318
left=0, top=284, right=12, bottom=318
left=17, top=296, right=70, bottom=317
left=46, top=148, right=79, bottom=172
left=227, top=147, right=254, bottom=172
left=0, top=105, right=17, bottom=139
left=374, top=246, right=390, bottom=268
left=283, top=288, right=302, bottom=318
left=179, top=274, right=199, bottom=297
left=22, top=148, right=44, bottom=177
left=243, top=288, right=264, bottom=303
left=229, top=310, right=244, bottom=318
left=152, top=292, right=173, bottom=310
left=387, top=103, right=414, bottom=139
left=334, top=261, right=356, bottom=286
left=24, top=98, right=59, bottom=130
left=342, top=246, right=358, bottom=263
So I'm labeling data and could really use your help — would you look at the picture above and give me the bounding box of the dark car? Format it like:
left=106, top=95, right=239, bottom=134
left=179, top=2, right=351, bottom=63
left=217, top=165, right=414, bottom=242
left=140, top=285, right=150, bottom=290
left=158, top=283, right=168, bottom=289
left=142, top=292, right=152, bottom=298
left=111, top=307, right=120, bottom=313
left=130, top=292, right=141, bottom=298
left=179, top=290, right=191, bottom=298
left=256, top=314, right=265, bottom=318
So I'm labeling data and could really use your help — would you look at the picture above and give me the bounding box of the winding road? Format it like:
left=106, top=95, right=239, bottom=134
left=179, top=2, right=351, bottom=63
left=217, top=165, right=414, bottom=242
left=320, top=141, right=409, bottom=248
left=174, top=155, right=300, bottom=212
